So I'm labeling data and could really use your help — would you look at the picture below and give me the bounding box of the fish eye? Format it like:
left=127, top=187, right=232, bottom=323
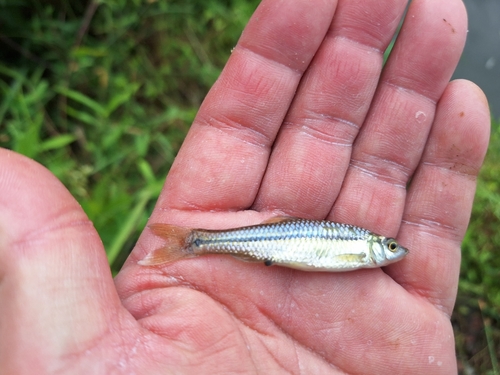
left=386, top=239, right=398, bottom=252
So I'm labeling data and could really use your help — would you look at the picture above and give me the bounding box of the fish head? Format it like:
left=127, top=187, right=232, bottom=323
left=369, top=236, right=409, bottom=266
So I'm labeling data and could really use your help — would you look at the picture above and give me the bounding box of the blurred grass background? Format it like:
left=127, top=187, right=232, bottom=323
left=0, top=1, right=498, bottom=373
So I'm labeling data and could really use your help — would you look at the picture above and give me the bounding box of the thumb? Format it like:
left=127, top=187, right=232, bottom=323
left=0, top=149, right=122, bottom=371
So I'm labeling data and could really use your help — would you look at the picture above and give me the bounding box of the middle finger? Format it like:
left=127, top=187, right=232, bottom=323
left=253, top=0, right=409, bottom=217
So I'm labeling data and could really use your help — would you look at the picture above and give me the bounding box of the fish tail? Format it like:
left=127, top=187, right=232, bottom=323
left=138, top=223, right=193, bottom=266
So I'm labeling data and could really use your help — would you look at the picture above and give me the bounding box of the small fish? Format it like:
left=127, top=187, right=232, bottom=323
left=139, top=217, right=408, bottom=271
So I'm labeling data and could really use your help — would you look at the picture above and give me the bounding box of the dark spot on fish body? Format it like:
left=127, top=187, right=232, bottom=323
left=264, top=260, right=273, bottom=267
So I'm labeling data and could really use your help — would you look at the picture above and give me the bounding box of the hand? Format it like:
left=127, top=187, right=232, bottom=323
left=0, top=0, right=490, bottom=373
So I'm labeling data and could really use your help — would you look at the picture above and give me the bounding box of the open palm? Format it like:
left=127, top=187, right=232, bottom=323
left=0, top=0, right=490, bottom=373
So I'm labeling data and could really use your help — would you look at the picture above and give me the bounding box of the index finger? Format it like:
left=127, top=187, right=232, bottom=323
left=156, top=0, right=337, bottom=211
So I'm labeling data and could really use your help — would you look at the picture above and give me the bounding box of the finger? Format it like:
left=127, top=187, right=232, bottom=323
left=254, top=0, right=408, bottom=218
left=156, top=0, right=337, bottom=212
left=330, top=0, right=468, bottom=234
left=0, top=150, right=123, bottom=370
left=386, top=80, right=490, bottom=315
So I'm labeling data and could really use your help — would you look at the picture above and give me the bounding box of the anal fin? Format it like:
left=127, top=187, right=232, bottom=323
left=230, top=254, right=262, bottom=263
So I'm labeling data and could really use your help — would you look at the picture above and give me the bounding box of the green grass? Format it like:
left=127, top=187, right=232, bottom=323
left=0, top=0, right=260, bottom=268
left=1, top=1, right=499, bottom=372
left=455, top=118, right=500, bottom=374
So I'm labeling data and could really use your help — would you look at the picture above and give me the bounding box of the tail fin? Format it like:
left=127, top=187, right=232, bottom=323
left=138, top=223, right=193, bottom=266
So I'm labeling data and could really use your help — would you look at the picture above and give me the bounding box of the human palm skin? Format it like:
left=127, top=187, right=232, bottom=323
left=0, top=0, right=491, bottom=374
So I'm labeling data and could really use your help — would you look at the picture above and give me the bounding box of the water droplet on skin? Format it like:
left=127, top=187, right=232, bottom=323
left=437, top=361, right=442, bottom=366
left=428, top=356, right=435, bottom=364
left=259, top=290, right=264, bottom=296
left=415, top=111, right=426, bottom=123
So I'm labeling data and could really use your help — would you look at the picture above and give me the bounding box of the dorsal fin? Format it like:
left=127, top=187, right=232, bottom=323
left=260, top=215, right=297, bottom=224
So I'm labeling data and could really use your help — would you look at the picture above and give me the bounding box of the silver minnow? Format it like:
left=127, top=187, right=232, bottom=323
left=139, top=217, right=408, bottom=271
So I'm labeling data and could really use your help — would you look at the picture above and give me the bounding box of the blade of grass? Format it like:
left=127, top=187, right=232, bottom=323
left=54, top=85, right=107, bottom=117
left=0, top=71, right=24, bottom=125
left=479, top=300, right=499, bottom=375
left=106, top=181, right=163, bottom=265
left=65, top=105, right=100, bottom=126
left=106, top=190, right=151, bottom=265
left=105, top=82, right=141, bottom=115
left=39, top=134, right=77, bottom=151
